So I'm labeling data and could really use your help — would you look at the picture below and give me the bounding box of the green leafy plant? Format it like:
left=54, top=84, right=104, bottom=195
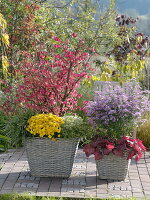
left=0, top=134, right=11, bottom=152
left=0, top=111, right=11, bottom=151
left=2, top=109, right=36, bottom=147
left=0, top=111, right=8, bottom=133
left=61, top=114, right=94, bottom=141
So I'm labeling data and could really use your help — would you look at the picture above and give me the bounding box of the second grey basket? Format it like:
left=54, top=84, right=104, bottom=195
left=26, top=137, right=79, bottom=178
left=96, top=152, right=131, bottom=180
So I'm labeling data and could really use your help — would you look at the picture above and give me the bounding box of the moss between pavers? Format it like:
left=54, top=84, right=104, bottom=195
left=0, top=194, right=147, bottom=200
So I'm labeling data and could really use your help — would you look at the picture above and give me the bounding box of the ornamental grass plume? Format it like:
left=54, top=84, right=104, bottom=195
left=86, top=82, right=150, bottom=139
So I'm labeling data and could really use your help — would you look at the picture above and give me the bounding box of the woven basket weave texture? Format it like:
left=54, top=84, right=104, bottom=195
left=96, top=152, right=131, bottom=180
left=26, top=138, right=79, bottom=178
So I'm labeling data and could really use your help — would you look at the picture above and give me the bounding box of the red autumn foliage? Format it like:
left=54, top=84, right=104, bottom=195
left=83, top=135, right=146, bottom=161
left=2, top=36, right=93, bottom=115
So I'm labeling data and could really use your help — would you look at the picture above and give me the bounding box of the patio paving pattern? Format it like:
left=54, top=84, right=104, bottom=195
left=0, top=148, right=150, bottom=199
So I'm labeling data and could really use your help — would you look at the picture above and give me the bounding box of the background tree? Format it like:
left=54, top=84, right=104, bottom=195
left=92, top=15, right=150, bottom=84
left=0, top=0, right=43, bottom=77
left=0, top=0, right=120, bottom=84
left=0, top=13, right=9, bottom=80
left=36, top=0, right=119, bottom=55
left=2, top=35, right=93, bottom=115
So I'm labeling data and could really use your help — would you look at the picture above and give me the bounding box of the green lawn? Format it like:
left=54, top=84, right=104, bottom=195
left=0, top=194, right=145, bottom=200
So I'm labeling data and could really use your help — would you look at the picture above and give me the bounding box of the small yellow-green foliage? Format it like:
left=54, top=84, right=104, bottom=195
left=0, top=13, right=9, bottom=78
left=0, top=194, right=142, bottom=200
left=137, top=116, right=150, bottom=149
left=26, top=113, right=64, bottom=140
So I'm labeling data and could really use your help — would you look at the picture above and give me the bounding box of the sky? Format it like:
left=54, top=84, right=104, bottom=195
left=116, top=0, right=150, bottom=15
left=116, top=0, right=150, bottom=34
left=99, top=0, right=150, bottom=34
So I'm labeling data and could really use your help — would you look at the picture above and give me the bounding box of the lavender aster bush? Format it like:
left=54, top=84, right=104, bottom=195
left=86, top=82, right=150, bottom=139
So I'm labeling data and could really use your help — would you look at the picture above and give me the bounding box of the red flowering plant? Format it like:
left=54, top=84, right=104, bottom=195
left=1, top=34, right=94, bottom=115
left=83, top=82, right=149, bottom=161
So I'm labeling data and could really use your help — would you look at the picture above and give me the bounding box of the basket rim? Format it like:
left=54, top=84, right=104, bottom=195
left=26, top=137, right=79, bottom=141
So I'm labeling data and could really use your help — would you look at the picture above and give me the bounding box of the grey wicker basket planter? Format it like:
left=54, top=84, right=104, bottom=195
left=96, top=152, right=131, bottom=180
left=26, top=137, right=79, bottom=178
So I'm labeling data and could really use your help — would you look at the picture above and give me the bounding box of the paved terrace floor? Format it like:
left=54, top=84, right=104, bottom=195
left=0, top=148, right=150, bottom=199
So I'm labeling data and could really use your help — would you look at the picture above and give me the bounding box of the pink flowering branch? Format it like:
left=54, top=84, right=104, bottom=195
left=7, top=35, right=93, bottom=115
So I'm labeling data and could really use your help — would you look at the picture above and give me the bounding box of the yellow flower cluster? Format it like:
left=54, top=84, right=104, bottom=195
left=26, top=113, right=64, bottom=140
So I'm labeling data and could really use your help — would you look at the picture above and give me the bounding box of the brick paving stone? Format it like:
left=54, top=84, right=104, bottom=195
left=18, top=175, right=26, bottom=180
left=133, top=192, right=145, bottom=198
left=61, top=185, right=68, bottom=193
left=35, top=177, right=40, bottom=181
left=37, top=178, right=52, bottom=192
left=97, top=188, right=108, bottom=194
left=145, top=195, right=150, bottom=199
left=144, top=191, right=150, bottom=195
left=96, top=193, right=110, bottom=198
left=138, top=171, right=149, bottom=175
left=139, top=174, right=150, bottom=178
left=108, top=190, right=133, bottom=197
left=0, top=148, right=150, bottom=198
left=49, top=178, right=62, bottom=194
left=60, top=193, right=76, bottom=197
left=67, top=186, right=81, bottom=193
left=36, top=191, right=49, bottom=196
left=3, top=163, right=15, bottom=168
left=0, top=189, right=13, bottom=194
left=73, top=192, right=85, bottom=198
left=32, top=183, right=39, bottom=189
left=137, top=164, right=148, bottom=168
left=0, top=167, right=12, bottom=173
left=130, top=180, right=143, bottom=186
left=19, top=172, right=28, bottom=176
left=140, top=178, right=150, bottom=184
left=86, top=176, right=96, bottom=187
left=46, top=192, right=61, bottom=197
left=14, top=183, right=21, bottom=188
left=132, top=187, right=143, bottom=192
left=20, top=182, right=28, bottom=188
left=79, top=188, right=85, bottom=193
left=26, top=183, right=34, bottom=188
left=17, top=180, right=39, bottom=185
left=141, top=182, right=150, bottom=187
left=11, top=167, right=24, bottom=173
left=128, top=176, right=140, bottom=180
left=126, top=186, right=132, bottom=191
left=0, top=173, right=9, bottom=179
left=142, top=186, right=150, bottom=191
left=13, top=187, right=37, bottom=194
left=97, top=184, right=107, bottom=189
left=84, top=189, right=97, bottom=198
left=7, top=173, right=20, bottom=181
left=0, top=178, right=6, bottom=184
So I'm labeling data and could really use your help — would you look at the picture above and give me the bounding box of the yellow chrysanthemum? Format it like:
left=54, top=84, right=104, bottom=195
left=26, top=113, right=64, bottom=140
